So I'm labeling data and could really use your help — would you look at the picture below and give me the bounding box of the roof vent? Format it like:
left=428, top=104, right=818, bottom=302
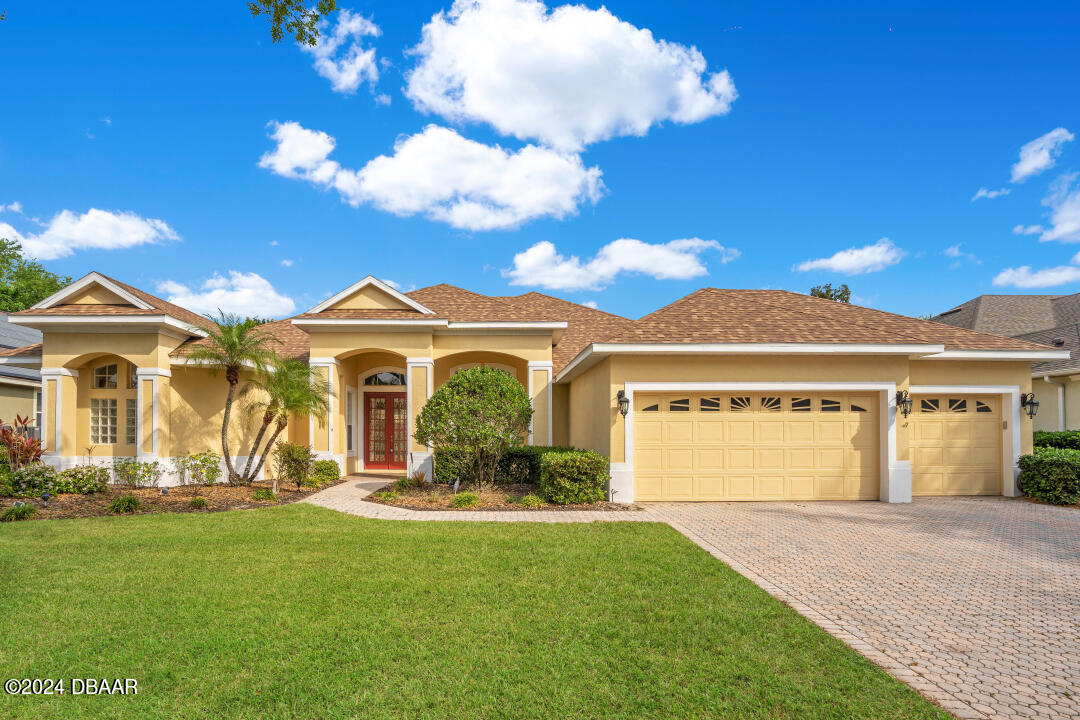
left=1053, top=337, right=1066, bottom=346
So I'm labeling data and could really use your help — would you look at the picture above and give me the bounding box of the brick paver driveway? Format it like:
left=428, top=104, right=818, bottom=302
left=646, top=498, right=1080, bottom=720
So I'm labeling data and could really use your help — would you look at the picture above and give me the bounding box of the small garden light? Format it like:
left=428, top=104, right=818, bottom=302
left=617, top=390, right=630, bottom=417
left=40, top=490, right=49, bottom=508
left=895, top=390, right=913, bottom=418
left=1020, top=392, right=1039, bottom=419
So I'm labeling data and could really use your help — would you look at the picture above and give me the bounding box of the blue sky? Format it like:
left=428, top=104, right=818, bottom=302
left=1, top=1, right=1079, bottom=320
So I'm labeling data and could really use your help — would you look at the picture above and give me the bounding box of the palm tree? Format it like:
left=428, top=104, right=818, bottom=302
left=240, top=355, right=330, bottom=491
left=185, top=313, right=278, bottom=484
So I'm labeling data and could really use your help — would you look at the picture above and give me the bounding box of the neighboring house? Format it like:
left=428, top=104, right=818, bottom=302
left=0, top=312, right=43, bottom=431
left=6, top=272, right=1064, bottom=502
left=930, top=293, right=1080, bottom=433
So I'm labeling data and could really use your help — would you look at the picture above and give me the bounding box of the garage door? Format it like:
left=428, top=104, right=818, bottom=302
left=909, top=395, right=1002, bottom=496
left=633, top=392, right=879, bottom=501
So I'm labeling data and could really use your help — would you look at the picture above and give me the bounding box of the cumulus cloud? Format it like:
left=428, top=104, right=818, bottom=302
left=159, top=271, right=296, bottom=318
left=259, top=121, right=603, bottom=230
left=993, top=263, right=1080, bottom=288
left=405, top=0, right=737, bottom=150
left=1011, top=127, right=1074, bottom=183
left=0, top=201, right=22, bottom=213
left=1039, top=172, right=1080, bottom=243
left=503, top=237, right=738, bottom=291
left=793, top=238, right=905, bottom=275
left=301, top=9, right=380, bottom=94
left=971, top=187, right=1010, bottom=201
left=1013, top=224, right=1044, bottom=236
left=0, top=208, right=178, bottom=260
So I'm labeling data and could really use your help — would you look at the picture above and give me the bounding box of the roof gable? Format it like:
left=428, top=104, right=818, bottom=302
left=308, top=276, right=434, bottom=315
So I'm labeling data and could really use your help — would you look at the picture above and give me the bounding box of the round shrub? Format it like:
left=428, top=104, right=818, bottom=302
left=1, top=501, right=36, bottom=522
left=252, top=488, right=277, bottom=502
left=311, top=459, right=341, bottom=486
left=187, top=451, right=223, bottom=486
left=540, top=451, right=609, bottom=505
left=55, top=465, right=109, bottom=494
left=1018, top=447, right=1080, bottom=505
left=108, top=493, right=140, bottom=514
left=517, top=493, right=543, bottom=508
left=7, top=464, right=59, bottom=497
left=451, top=491, right=480, bottom=508
left=189, top=496, right=208, bottom=509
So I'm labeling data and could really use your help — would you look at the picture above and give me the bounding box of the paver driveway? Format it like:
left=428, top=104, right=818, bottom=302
left=647, top=498, right=1080, bottom=720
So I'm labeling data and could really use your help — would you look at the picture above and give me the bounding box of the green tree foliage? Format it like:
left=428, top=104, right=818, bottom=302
left=414, top=367, right=533, bottom=488
left=0, top=239, right=71, bottom=312
left=248, top=0, right=337, bottom=46
left=809, top=283, right=852, bottom=303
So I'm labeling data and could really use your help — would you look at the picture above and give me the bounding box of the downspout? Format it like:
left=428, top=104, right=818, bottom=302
left=1042, top=375, right=1066, bottom=431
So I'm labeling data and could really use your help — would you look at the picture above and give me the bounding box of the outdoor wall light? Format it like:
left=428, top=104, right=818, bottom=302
left=40, top=490, right=49, bottom=509
left=1020, top=392, right=1040, bottom=419
left=896, top=390, right=913, bottom=418
left=617, top=390, right=630, bottom=417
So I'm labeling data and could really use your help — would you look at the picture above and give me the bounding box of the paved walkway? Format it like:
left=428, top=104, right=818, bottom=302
left=306, top=477, right=1080, bottom=720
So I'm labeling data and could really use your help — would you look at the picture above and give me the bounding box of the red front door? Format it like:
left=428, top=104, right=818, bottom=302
left=365, top=392, right=408, bottom=470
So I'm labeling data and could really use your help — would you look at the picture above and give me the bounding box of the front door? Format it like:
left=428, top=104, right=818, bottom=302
left=365, top=392, right=408, bottom=470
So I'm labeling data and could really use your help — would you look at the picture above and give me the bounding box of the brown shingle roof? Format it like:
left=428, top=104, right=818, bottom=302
left=171, top=318, right=311, bottom=361
left=407, top=284, right=539, bottom=322
left=100, top=274, right=212, bottom=329
left=293, top=308, right=442, bottom=320
left=23, top=304, right=160, bottom=316
left=0, top=342, right=41, bottom=358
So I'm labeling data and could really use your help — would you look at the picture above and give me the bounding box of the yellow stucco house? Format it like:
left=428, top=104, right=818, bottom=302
left=4, top=272, right=1067, bottom=503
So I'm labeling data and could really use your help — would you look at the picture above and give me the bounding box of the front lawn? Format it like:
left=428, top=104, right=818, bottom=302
left=0, top=505, right=947, bottom=719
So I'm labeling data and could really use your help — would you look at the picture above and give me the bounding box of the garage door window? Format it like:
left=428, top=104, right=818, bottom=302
left=700, top=397, right=721, bottom=411
left=761, top=396, right=782, bottom=412
left=730, top=396, right=751, bottom=411
left=821, top=398, right=842, bottom=412
left=669, top=398, right=690, bottom=411
left=791, top=397, right=811, bottom=412
left=920, top=398, right=939, bottom=413
left=850, top=401, right=869, bottom=412
left=948, top=398, right=967, bottom=412
left=641, top=402, right=659, bottom=412
left=976, top=401, right=992, bottom=413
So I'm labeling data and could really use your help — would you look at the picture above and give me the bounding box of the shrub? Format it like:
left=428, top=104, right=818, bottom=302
left=415, top=367, right=532, bottom=488
left=310, top=459, right=340, bottom=487
left=108, top=493, right=140, bottom=514
left=187, top=451, right=223, bottom=486
left=432, top=446, right=471, bottom=484
left=540, top=451, right=609, bottom=505
left=273, top=442, right=314, bottom=491
left=1032, top=430, right=1080, bottom=450
left=498, top=445, right=576, bottom=484
left=1018, top=447, right=1080, bottom=505
left=0, top=415, right=44, bottom=471
left=252, top=488, right=277, bottom=502
left=54, top=465, right=109, bottom=494
left=7, top=464, right=59, bottom=496
left=370, top=490, right=399, bottom=501
left=0, top=501, right=35, bottom=521
left=451, top=491, right=480, bottom=508
left=112, top=458, right=163, bottom=488
left=189, top=496, right=208, bottom=509
left=517, top=493, right=543, bottom=508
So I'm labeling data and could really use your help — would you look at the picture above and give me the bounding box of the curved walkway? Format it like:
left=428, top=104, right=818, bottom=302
left=305, top=476, right=1080, bottom=720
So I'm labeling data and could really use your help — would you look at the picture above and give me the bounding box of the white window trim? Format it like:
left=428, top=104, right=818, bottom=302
left=345, top=385, right=357, bottom=457
left=90, top=397, right=119, bottom=445
left=355, top=365, right=411, bottom=471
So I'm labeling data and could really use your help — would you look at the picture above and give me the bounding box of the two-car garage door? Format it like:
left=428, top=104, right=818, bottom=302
left=633, top=392, right=879, bottom=501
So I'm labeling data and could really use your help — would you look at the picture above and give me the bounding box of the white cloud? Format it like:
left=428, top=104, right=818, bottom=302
left=405, top=0, right=737, bottom=150
left=269, top=240, right=279, bottom=246
left=260, top=121, right=603, bottom=230
left=280, top=259, right=294, bottom=267
left=971, top=187, right=1010, bottom=201
left=301, top=9, right=380, bottom=94
left=0, top=201, right=23, bottom=214
left=159, top=271, right=296, bottom=318
left=503, top=237, right=738, bottom=291
left=794, top=238, right=905, bottom=275
left=382, top=278, right=400, bottom=289
left=580, top=300, right=599, bottom=309
left=0, top=208, right=178, bottom=260
left=1011, top=127, right=1074, bottom=183
left=992, top=264, right=1080, bottom=288
left=1039, top=172, right=1080, bottom=243
left=1013, top=224, right=1044, bottom=235
left=943, top=242, right=980, bottom=269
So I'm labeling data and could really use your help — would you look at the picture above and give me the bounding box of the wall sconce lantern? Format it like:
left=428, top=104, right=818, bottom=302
left=896, top=390, right=913, bottom=418
left=617, top=390, right=630, bottom=417
left=1020, top=392, right=1039, bottom=419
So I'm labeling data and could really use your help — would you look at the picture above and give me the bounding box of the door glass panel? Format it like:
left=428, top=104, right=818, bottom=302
left=368, top=397, right=386, bottom=464
left=391, top=396, right=408, bottom=465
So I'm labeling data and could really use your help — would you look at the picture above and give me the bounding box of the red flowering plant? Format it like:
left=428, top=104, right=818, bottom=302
left=0, top=415, right=44, bottom=472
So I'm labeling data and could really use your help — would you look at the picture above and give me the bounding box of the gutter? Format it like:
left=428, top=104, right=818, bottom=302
left=1042, top=375, right=1067, bottom=431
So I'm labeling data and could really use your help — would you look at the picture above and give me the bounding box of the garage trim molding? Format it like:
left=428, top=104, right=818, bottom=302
left=908, top=384, right=1022, bottom=497
left=613, top=381, right=910, bottom=504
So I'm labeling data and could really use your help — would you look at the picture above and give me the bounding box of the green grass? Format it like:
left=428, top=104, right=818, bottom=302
left=0, top=505, right=947, bottom=719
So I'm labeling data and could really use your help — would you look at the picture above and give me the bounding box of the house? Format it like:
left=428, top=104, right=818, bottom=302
left=930, top=293, right=1080, bottom=433
left=5, top=272, right=1065, bottom=502
left=0, top=311, right=43, bottom=431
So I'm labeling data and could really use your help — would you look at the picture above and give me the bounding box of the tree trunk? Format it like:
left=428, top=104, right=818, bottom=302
left=253, top=420, right=287, bottom=494
left=241, top=408, right=276, bottom=485
left=222, top=368, right=240, bottom=484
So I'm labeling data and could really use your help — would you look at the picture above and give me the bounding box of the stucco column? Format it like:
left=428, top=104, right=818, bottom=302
left=528, top=361, right=553, bottom=446
left=308, top=359, right=338, bottom=462
left=881, top=386, right=912, bottom=503
left=135, top=368, right=170, bottom=459
left=406, top=357, right=433, bottom=477
left=39, top=368, right=78, bottom=462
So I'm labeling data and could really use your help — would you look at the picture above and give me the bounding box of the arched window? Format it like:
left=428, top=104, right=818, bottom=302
left=364, top=371, right=406, bottom=386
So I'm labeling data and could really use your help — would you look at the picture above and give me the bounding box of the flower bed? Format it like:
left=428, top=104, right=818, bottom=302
left=363, top=480, right=637, bottom=511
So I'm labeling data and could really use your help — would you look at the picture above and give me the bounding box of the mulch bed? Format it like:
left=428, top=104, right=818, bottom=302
left=4, top=479, right=345, bottom=521
left=363, top=482, right=639, bottom=512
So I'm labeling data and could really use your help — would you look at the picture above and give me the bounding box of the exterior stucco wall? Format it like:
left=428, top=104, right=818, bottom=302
left=551, top=383, right=569, bottom=447
left=0, top=383, right=36, bottom=421
left=567, top=357, right=612, bottom=456
left=169, top=366, right=265, bottom=457
left=1031, top=374, right=1080, bottom=432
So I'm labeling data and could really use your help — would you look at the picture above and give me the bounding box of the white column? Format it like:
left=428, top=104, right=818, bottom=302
left=135, top=368, right=170, bottom=458
left=38, top=368, right=77, bottom=461
left=406, top=357, right=435, bottom=477
left=527, top=360, right=553, bottom=446
left=881, top=387, right=912, bottom=504
left=308, top=357, right=339, bottom=462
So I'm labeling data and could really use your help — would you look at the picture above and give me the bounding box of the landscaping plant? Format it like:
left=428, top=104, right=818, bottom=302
left=6, top=464, right=59, bottom=497
left=54, top=465, right=109, bottom=494
left=189, top=496, right=208, bottom=509
left=0, top=415, right=44, bottom=472
left=1018, top=447, right=1080, bottom=505
left=451, top=491, right=480, bottom=508
left=107, top=493, right=140, bottom=514
left=540, top=450, right=610, bottom=505
left=310, top=459, right=340, bottom=487
left=112, top=458, right=164, bottom=488
left=0, top=501, right=35, bottom=521
left=415, top=366, right=532, bottom=489
left=187, top=451, right=223, bottom=486
left=252, top=488, right=277, bottom=502
left=272, top=442, right=314, bottom=493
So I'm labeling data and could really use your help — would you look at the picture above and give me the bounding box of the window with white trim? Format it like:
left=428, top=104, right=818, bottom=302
left=128, top=363, right=138, bottom=389
left=34, top=390, right=42, bottom=429
left=94, top=363, right=118, bottom=389
left=126, top=398, right=137, bottom=445
left=364, top=371, right=406, bottom=386
left=90, top=398, right=118, bottom=444
left=346, top=387, right=356, bottom=454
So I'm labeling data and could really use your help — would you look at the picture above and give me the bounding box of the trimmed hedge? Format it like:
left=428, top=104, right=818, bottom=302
left=311, top=460, right=341, bottom=486
left=1032, top=430, right=1080, bottom=450
left=1018, top=447, right=1080, bottom=506
left=540, top=450, right=609, bottom=505
left=433, top=445, right=577, bottom=485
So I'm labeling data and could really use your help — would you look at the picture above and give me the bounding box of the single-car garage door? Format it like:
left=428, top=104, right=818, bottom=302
left=909, top=395, right=1002, bottom=496
left=633, top=392, right=879, bottom=501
